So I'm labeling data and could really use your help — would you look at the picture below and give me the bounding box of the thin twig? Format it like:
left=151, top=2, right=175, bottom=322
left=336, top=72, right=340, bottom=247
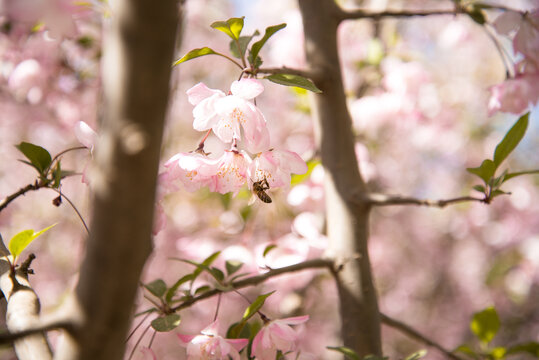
left=362, top=193, right=486, bottom=208
left=0, top=182, right=44, bottom=212
left=171, top=258, right=334, bottom=312
left=338, top=9, right=463, bottom=22
left=380, top=313, right=464, bottom=360
left=49, top=188, right=90, bottom=234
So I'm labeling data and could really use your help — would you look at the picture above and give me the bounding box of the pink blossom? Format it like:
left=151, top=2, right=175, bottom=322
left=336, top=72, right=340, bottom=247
left=177, top=321, right=248, bottom=360
left=161, top=152, right=218, bottom=192
left=248, top=149, right=308, bottom=190
left=186, top=80, right=270, bottom=153
left=487, top=61, right=539, bottom=115
left=162, top=150, right=250, bottom=195
left=252, top=315, right=309, bottom=360
left=494, top=10, right=539, bottom=61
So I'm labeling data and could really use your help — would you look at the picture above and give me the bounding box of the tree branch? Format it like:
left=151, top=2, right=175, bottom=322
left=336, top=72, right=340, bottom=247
left=380, top=313, right=464, bottom=360
left=337, top=8, right=463, bottom=22
left=171, top=258, right=335, bottom=312
left=0, top=182, right=44, bottom=213
left=0, top=321, right=74, bottom=345
left=362, top=193, right=486, bottom=208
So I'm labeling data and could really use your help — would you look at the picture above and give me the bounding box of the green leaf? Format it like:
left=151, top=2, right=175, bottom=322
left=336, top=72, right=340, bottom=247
left=490, top=189, right=508, bottom=199
left=326, top=346, right=359, bottom=360
left=265, top=73, right=322, bottom=93
left=489, top=347, right=506, bottom=359
left=194, top=285, right=211, bottom=295
left=493, top=113, right=529, bottom=168
left=242, top=291, right=275, bottom=321
left=173, top=47, right=227, bottom=66
left=225, top=260, right=243, bottom=276
left=467, top=159, right=496, bottom=184
left=404, top=349, right=427, bottom=360
left=468, top=7, right=486, bottom=25
left=249, top=23, right=286, bottom=66
left=192, top=251, right=221, bottom=279
left=362, top=356, right=389, bottom=360
left=291, top=159, right=320, bottom=185
left=9, top=224, right=56, bottom=259
left=227, top=321, right=252, bottom=339
left=472, top=185, right=486, bottom=193
left=16, top=142, right=52, bottom=175
left=151, top=314, right=181, bottom=332
left=263, top=244, right=277, bottom=257
left=166, top=274, right=194, bottom=303
left=507, top=341, right=539, bottom=356
left=454, top=344, right=480, bottom=359
left=210, top=17, right=244, bottom=41
left=230, top=31, right=259, bottom=59
left=470, top=306, right=500, bottom=344
left=503, top=169, right=539, bottom=182
left=52, top=162, right=62, bottom=188
left=209, top=267, right=225, bottom=282
left=144, top=279, right=167, bottom=298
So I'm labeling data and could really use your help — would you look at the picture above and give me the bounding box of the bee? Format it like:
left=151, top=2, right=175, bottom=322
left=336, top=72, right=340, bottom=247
left=250, top=177, right=272, bottom=204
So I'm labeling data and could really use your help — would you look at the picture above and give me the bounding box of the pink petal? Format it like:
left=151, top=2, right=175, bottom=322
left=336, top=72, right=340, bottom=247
left=187, top=82, right=224, bottom=105
left=177, top=333, right=195, bottom=346
left=493, top=10, right=522, bottom=35
left=280, top=315, right=310, bottom=325
left=74, top=121, right=98, bottom=150
left=200, top=320, right=219, bottom=336
left=275, top=150, right=308, bottom=175
left=226, top=338, right=249, bottom=351
left=230, top=78, right=264, bottom=99
left=192, top=94, right=222, bottom=131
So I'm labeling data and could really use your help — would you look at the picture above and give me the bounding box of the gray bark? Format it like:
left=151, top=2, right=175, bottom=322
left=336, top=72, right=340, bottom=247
left=54, top=0, right=180, bottom=359
left=298, top=0, right=382, bottom=356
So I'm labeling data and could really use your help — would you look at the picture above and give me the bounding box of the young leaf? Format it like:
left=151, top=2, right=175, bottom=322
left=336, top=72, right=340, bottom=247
left=9, top=224, right=56, bottom=259
left=493, top=112, right=529, bottom=168
left=470, top=306, right=500, bottom=344
left=194, top=285, right=211, bottom=295
left=242, top=291, right=275, bottom=321
left=151, top=314, right=181, bottom=332
left=230, top=31, right=260, bottom=59
left=404, top=349, right=427, bottom=360
left=472, top=185, right=486, bottom=193
left=226, top=321, right=252, bottom=339
left=16, top=142, right=52, bottom=175
left=173, top=47, right=227, bottom=66
left=225, top=260, right=243, bottom=276
left=507, top=341, right=539, bottom=356
left=326, top=346, right=359, bottom=360
left=503, top=169, right=539, bottom=182
left=144, top=279, right=167, bottom=298
left=454, top=345, right=480, bottom=359
left=209, top=267, right=225, bottom=282
left=210, top=17, right=244, bottom=41
left=467, top=159, right=496, bottom=184
left=488, top=347, right=506, bottom=359
left=165, top=273, right=194, bottom=303
left=249, top=23, right=286, bottom=65
left=265, top=73, right=322, bottom=93
left=263, top=244, right=277, bottom=257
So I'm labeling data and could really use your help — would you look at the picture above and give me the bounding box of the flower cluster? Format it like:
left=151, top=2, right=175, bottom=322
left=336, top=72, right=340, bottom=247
left=178, top=316, right=309, bottom=360
left=162, top=79, right=308, bottom=199
left=489, top=9, right=539, bottom=115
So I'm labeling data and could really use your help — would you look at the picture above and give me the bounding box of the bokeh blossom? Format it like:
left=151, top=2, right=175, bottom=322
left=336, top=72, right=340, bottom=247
left=252, top=315, right=309, bottom=360
left=177, top=321, right=248, bottom=360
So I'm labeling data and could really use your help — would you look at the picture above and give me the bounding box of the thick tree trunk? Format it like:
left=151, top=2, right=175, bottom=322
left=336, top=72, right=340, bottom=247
left=298, top=0, right=382, bottom=357
left=54, top=0, right=180, bottom=359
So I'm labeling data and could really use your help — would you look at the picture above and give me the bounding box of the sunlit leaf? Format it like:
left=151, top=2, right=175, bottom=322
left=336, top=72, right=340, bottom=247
left=16, top=142, right=52, bottom=175
left=265, top=73, right=322, bottom=93
left=263, top=244, right=277, bottom=257
left=454, top=344, right=479, bottom=359
left=9, top=224, right=56, bottom=259
left=173, top=47, right=227, bottom=66
left=151, top=314, right=181, bottom=332
left=144, top=279, right=167, bottom=298
left=404, top=349, right=427, bottom=360
left=493, top=112, right=529, bottom=168
left=166, top=274, right=194, bottom=303
left=211, top=17, right=244, bottom=41
left=489, top=347, right=506, bottom=359
left=249, top=23, right=286, bottom=66
left=470, top=306, right=500, bottom=344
